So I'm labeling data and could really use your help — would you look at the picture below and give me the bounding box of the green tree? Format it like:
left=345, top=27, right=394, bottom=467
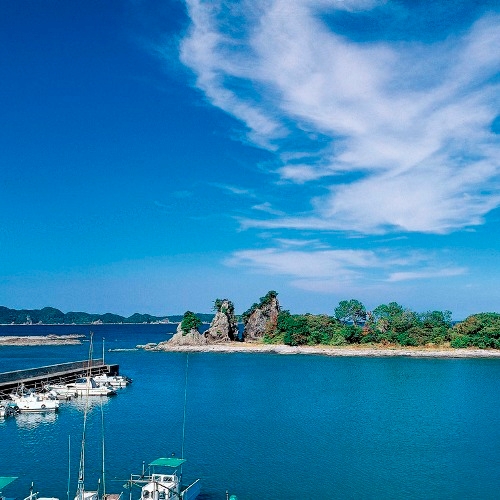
left=180, top=311, right=202, bottom=335
left=334, top=299, right=367, bottom=326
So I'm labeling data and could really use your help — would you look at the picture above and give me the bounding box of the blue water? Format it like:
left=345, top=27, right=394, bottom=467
left=1, top=325, right=500, bottom=499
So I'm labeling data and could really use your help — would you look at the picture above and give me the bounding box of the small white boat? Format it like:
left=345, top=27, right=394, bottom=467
left=93, top=374, right=132, bottom=388
left=10, top=389, right=59, bottom=413
left=44, top=384, right=78, bottom=400
left=67, top=377, right=116, bottom=396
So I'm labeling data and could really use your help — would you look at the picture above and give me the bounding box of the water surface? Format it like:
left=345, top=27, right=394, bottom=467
left=1, top=325, right=499, bottom=499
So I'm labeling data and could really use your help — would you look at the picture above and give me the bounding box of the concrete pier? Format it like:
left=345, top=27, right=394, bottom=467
left=0, top=360, right=119, bottom=398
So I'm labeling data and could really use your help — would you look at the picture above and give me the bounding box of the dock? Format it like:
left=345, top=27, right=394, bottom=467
left=0, top=360, right=119, bottom=398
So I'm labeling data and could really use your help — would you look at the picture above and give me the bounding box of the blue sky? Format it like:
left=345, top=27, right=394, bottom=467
left=1, top=0, right=499, bottom=319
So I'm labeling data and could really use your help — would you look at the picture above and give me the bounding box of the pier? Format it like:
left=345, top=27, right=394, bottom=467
left=0, top=360, right=119, bottom=398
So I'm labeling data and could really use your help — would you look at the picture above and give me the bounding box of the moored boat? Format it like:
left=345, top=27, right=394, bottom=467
left=93, top=374, right=131, bottom=388
left=9, top=388, right=59, bottom=413
left=128, top=458, right=200, bottom=500
left=44, top=384, right=78, bottom=400
left=66, top=377, right=116, bottom=397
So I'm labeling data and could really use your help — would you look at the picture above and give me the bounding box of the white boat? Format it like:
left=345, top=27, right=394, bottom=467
left=93, top=374, right=131, bottom=388
left=23, top=482, right=59, bottom=500
left=66, top=377, right=117, bottom=397
left=128, top=458, right=200, bottom=500
left=44, top=384, right=78, bottom=400
left=10, top=388, right=59, bottom=413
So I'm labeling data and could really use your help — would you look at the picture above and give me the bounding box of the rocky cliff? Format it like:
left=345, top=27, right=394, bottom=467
left=243, top=292, right=280, bottom=341
left=204, top=299, right=239, bottom=343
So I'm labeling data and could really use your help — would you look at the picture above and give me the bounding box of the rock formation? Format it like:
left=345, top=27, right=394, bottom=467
left=204, top=299, right=238, bottom=343
left=242, top=291, right=280, bottom=342
left=165, top=322, right=208, bottom=346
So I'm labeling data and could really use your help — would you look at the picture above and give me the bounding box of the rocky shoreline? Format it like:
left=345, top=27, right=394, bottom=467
left=0, top=334, right=85, bottom=346
left=138, top=342, right=500, bottom=358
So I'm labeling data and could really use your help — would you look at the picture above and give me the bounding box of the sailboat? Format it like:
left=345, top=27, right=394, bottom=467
left=74, top=333, right=121, bottom=500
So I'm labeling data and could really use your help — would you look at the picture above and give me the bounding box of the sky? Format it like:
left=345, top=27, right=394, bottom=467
left=1, top=0, right=499, bottom=319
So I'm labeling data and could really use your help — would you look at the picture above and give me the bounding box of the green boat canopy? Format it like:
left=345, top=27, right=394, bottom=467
left=149, top=458, right=186, bottom=468
left=0, top=477, right=17, bottom=490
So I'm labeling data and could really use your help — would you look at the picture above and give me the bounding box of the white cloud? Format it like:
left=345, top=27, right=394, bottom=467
left=226, top=244, right=465, bottom=292
left=179, top=1, right=500, bottom=235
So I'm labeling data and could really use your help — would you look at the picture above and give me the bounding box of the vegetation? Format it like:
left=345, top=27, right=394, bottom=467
left=450, top=313, right=500, bottom=348
left=180, top=311, right=202, bottom=335
left=259, top=299, right=500, bottom=350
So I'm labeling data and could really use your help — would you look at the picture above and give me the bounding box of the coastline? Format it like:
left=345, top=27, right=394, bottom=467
left=142, top=342, right=500, bottom=358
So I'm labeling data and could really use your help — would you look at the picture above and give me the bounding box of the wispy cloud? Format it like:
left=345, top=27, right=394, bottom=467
left=387, top=268, right=467, bottom=282
left=226, top=243, right=467, bottom=293
left=211, top=182, right=257, bottom=197
left=180, top=0, right=500, bottom=235
left=251, top=202, right=285, bottom=216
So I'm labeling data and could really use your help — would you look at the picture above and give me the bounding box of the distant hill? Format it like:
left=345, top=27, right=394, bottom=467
left=0, top=306, right=212, bottom=325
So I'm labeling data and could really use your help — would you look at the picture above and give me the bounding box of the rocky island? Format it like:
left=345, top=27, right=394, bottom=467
left=137, top=291, right=500, bottom=358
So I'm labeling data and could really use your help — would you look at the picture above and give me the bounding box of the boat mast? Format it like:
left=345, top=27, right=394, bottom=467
left=77, top=332, right=94, bottom=500
left=180, top=354, right=190, bottom=481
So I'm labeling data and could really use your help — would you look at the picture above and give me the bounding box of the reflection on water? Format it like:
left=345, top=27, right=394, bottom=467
left=66, top=395, right=112, bottom=412
left=15, top=411, right=58, bottom=429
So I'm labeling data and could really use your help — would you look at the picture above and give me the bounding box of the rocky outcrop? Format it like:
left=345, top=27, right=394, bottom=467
left=243, top=291, right=280, bottom=342
left=166, top=323, right=208, bottom=346
left=204, top=299, right=238, bottom=343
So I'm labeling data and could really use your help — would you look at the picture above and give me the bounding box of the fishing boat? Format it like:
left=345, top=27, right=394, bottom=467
left=23, top=482, right=59, bottom=500
left=66, top=378, right=116, bottom=397
left=127, top=458, right=200, bottom=500
left=9, top=387, right=59, bottom=413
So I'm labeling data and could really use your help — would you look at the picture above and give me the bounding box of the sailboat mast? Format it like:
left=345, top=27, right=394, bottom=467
left=77, top=331, right=94, bottom=500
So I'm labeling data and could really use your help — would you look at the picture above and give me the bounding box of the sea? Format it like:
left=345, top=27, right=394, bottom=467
left=1, top=324, right=500, bottom=500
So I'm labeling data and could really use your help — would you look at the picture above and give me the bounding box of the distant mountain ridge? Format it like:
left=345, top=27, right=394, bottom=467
left=0, top=306, right=214, bottom=325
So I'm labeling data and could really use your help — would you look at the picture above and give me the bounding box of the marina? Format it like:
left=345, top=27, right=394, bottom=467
left=0, top=360, right=120, bottom=400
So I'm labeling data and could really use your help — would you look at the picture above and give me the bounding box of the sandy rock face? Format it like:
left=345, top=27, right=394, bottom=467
left=243, top=295, right=280, bottom=341
left=204, top=299, right=238, bottom=343
left=166, top=323, right=208, bottom=346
